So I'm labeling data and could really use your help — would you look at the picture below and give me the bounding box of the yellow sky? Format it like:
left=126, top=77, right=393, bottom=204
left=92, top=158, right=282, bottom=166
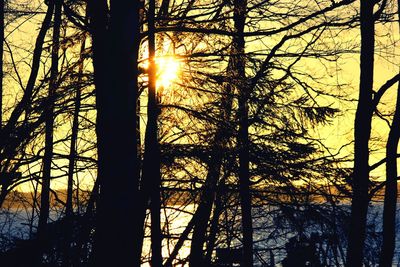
left=4, top=0, right=400, bottom=193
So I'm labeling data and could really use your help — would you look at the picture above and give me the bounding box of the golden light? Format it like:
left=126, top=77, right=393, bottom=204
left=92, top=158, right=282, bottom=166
left=139, top=40, right=182, bottom=91
left=156, top=56, right=181, bottom=89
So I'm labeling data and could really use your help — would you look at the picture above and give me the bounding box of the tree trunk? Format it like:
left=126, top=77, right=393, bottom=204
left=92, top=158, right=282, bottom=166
left=66, top=25, right=86, bottom=220
left=379, top=6, right=400, bottom=261
left=37, top=0, right=62, bottom=241
left=63, top=32, right=86, bottom=267
left=379, top=5, right=400, bottom=266
left=143, top=0, right=163, bottom=265
left=35, top=1, right=61, bottom=265
left=345, top=1, right=375, bottom=266
left=233, top=0, right=253, bottom=266
left=379, top=80, right=400, bottom=267
left=89, top=0, right=142, bottom=266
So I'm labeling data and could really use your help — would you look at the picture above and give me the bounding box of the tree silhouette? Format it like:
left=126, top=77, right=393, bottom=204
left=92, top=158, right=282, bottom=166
left=88, top=0, right=141, bottom=266
left=0, top=0, right=399, bottom=266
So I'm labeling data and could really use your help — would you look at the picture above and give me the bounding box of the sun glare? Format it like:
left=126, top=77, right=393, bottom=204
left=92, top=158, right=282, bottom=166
left=139, top=40, right=182, bottom=91
left=156, top=56, right=181, bottom=89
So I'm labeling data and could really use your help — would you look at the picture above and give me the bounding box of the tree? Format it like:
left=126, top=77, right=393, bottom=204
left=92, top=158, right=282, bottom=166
left=232, top=0, right=254, bottom=265
left=346, top=0, right=375, bottom=266
left=189, top=50, right=235, bottom=267
left=379, top=3, right=400, bottom=266
left=88, top=0, right=142, bottom=266
left=37, top=0, right=62, bottom=244
left=379, top=76, right=400, bottom=267
left=0, top=1, right=54, bottom=208
left=63, top=28, right=87, bottom=267
left=1, top=0, right=399, bottom=266
left=156, top=0, right=357, bottom=265
left=142, top=0, right=163, bottom=265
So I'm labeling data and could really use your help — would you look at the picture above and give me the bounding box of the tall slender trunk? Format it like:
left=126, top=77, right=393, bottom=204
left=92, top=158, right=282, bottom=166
left=63, top=32, right=86, bottom=267
left=379, top=80, right=400, bottom=267
left=345, top=1, right=375, bottom=266
left=233, top=0, right=253, bottom=266
left=379, top=7, right=400, bottom=261
left=35, top=1, right=61, bottom=265
left=142, top=0, right=163, bottom=265
left=66, top=35, right=85, bottom=218
left=37, top=0, right=62, bottom=239
left=89, top=0, right=141, bottom=265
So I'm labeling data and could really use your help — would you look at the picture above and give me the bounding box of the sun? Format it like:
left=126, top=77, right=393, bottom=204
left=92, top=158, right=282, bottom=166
left=138, top=40, right=181, bottom=90
left=156, top=56, right=181, bottom=89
